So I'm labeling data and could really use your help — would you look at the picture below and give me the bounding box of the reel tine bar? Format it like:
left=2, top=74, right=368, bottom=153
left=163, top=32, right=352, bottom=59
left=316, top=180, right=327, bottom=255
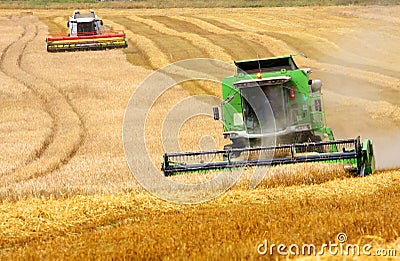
left=162, top=137, right=361, bottom=176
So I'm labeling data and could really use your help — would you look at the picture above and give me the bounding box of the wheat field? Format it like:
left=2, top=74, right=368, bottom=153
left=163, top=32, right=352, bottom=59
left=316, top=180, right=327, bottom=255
left=0, top=6, right=399, bottom=259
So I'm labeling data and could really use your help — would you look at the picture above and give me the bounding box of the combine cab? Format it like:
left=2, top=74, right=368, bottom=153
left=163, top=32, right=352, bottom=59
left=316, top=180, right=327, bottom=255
left=46, top=10, right=128, bottom=52
left=162, top=55, right=375, bottom=176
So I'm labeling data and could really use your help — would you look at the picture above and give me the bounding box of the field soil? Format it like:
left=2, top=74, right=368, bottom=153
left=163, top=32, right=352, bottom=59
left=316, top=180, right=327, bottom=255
left=0, top=6, right=399, bottom=259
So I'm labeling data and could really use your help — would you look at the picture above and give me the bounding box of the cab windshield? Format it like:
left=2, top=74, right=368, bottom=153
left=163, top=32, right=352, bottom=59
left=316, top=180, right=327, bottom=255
left=77, top=22, right=95, bottom=35
left=240, top=84, right=287, bottom=134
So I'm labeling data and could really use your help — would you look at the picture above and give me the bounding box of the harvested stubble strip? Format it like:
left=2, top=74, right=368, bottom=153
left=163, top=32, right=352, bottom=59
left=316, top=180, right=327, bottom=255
left=170, top=15, right=230, bottom=35
left=210, top=14, right=336, bottom=56
left=101, top=18, right=170, bottom=69
left=170, top=16, right=297, bottom=60
left=128, top=15, right=232, bottom=62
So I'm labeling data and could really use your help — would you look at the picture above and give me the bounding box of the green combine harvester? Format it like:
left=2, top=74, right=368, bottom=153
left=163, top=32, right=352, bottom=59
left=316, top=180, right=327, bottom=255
left=162, top=55, right=375, bottom=176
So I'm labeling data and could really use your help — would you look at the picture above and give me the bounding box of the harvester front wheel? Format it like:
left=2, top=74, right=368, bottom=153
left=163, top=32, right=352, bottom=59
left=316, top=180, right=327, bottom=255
left=360, top=163, right=366, bottom=177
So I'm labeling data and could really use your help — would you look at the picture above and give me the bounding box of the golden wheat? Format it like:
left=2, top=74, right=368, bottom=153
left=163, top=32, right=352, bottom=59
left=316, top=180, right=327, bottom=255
left=1, top=169, right=399, bottom=259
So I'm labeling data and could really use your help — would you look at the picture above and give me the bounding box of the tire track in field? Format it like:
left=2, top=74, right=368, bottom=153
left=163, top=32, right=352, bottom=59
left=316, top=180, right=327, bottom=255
left=0, top=16, right=85, bottom=183
left=0, top=18, right=55, bottom=176
left=0, top=20, right=54, bottom=180
left=16, top=25, right=57, bottom=169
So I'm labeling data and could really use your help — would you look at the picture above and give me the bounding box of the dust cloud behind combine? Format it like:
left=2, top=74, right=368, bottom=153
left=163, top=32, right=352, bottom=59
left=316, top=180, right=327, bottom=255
left=311, top=9, right=400, bottom=169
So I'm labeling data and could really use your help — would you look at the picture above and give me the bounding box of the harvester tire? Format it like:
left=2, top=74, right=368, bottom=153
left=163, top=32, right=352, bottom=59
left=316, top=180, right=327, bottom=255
left=360, top=163, right=366, bottom=177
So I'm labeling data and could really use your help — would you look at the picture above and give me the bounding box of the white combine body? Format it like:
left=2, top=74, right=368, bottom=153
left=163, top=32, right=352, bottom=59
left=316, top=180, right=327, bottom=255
left=68, top=10, right=103, bottom=36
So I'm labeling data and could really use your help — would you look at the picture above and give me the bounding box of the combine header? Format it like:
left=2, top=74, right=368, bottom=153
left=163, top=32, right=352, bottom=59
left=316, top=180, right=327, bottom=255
left=46, top=10, right=128, bottom=52
left=162, top=55, right=375, bottom=176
